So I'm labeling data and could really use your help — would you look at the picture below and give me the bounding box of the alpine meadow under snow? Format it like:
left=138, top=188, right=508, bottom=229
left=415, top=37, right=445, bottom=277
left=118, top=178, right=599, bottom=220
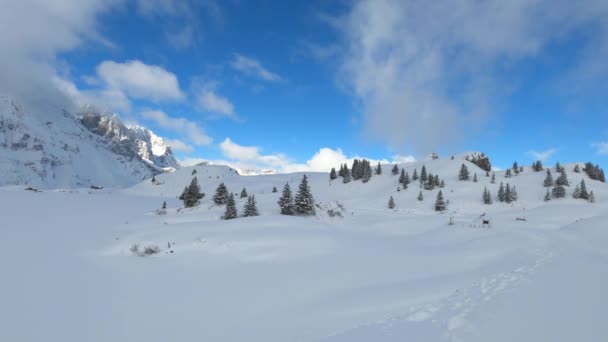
left=2, top=153, right=608, bottom=341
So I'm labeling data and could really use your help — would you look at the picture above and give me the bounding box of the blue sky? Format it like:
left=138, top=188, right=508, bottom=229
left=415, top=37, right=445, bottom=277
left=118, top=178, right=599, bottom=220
left=2, top=0, right=608, bottom=172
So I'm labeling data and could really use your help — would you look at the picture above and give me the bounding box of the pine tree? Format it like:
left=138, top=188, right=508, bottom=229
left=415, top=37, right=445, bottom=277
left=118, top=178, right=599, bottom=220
left=362, top=160, right=372, bottom=183
left=434, top=175, right=439, bottom=187
left=498, top=182, right=505, bottom=202
left=573, top=164, right=581, bottom=173
left=511, top=186, right=518, bottom=202
left=388, top=196, right=395, bottom=209
left=213, top=182, right=229, bottom=205
left=458, top=164, right=470, bottom=181
left=552, top=183, right=566, bottom=198
left=483, top=187, right=492, bottom=205
left=421, top=166, right=428, bottom=182
left=151, top=176, right=156, bottom=183
left=184, top=177, right=204, bottom=208
left=589, top=191, right=595, bottom=203
left=162, top=201, right=167, bottom=209
left=513, top=161, right=519, bottom=174
left=412, top=169, right=419, bottom=181
left=223, top=193, right=237, bottom=220
left=491, top=172, right=496, bottom=184
left=534, top=160, right=544, bottom=172
left=179, top=186, right=188, bottom=201
left=343, top=165, right=351, bottom=183
left=505, top=183, right=512, bottom=203
left=404, top=172, right=411, bottom=186
left=556, top=171, right=569, bottom=187
left=351, top=159, right=360, bottom=180
left=392, top=164, right=399, bottom=175
left=473, top=173, right=478, bottom=182
left=399, top=169, right=405, bottom=184
left=376, top=162, right=382, bottom=175
left=440, top=180, right=445, bottom=188
left=278, top=183, right=294, bottom=215
left=240, top=188, right=248, bottom=198
left=505, top=169, right=512, bottom=178
left=243, top=195, right=259, bottom=217
left=579, top=180, right=589, bottom=200
left=486, top=171, right=490, bottom=177
left=272, top=186, right=278, bottom=193
left=544, top=189, right=551, bottom=202
left=191, top=169, right=197, bottom=175
left=573, top=184, right=581, bottom=199
left=543, top=169, right=554, bottom=187
left=417, top=191, right=424, bottom=201
left=330, top=168, right=337, bottom=180
left=435, top=190, right=447, bottom=212
left=294, top=175, right=315, bottom=215
left=555, top=162, right=564, bottom=173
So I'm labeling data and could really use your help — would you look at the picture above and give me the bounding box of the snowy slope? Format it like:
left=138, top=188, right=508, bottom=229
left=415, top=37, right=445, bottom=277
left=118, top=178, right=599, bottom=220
left=1, top=154, right=607, bottom=342
left=0, top=96, right=178, bottom=188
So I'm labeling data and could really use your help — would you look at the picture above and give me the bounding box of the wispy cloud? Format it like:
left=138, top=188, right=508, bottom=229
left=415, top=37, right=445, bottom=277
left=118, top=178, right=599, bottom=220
left=231, top=54, right=285, bottom=83
left=141, top=109, right=212, bottom=146
left=527, top=148, right=558, bottom=161
left=592, top=142, right=608, bottom=155
left=196, top=87, right=236, bottom=118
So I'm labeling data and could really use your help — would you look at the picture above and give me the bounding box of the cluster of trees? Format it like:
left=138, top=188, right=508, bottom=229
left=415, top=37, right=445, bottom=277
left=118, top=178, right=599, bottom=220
left=482, top=187, right=493, bottom=205
left=465, top=153, right=492, bottom=172
left=278, top=175, right=316, bottom=216
left=583, top=162, right=606, bottom=183
left=331, top=159, right=374, bottom=183
left=497, top=182, right=518, bottom=203
left=179, top=177, right=205, bottom=208
left=532, top=160, right=544, bottom=172
left=572, top=180, right=595, bottom=202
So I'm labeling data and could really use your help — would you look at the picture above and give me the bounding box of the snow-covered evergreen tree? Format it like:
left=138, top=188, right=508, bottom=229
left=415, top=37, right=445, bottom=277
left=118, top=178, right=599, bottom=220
left=435, top=190, right=446, bottom=212
left=440, top=180, right=445, bottom=188
left=505, top=169, right=512, bottom=178
left=162, top=201, right=167, bottom=209
left=223, top=193, right=237, bottom=220
left=573, top=184, right=581, bottom=199
left=179, top=186, right=187, bottom=201
left=533, top=160, right=544, bottom=172
left=213, top=183, right=229, bottom=205
left=579, top=180, right=589, bottom=200
left=412, top=169, right=419, bottom=181
left=486, top=171, right=490, bottom=177
left=243, top=195, right=259, bottom=217
left=473, top=173, right=478, bottom=182
left=458, top=164, right=470, bottom=181
left=543, top=169, right=554, bottom=187
left=278, top=183, right=294, bottom=215
left=421, top=166, right=428, bottom=182
left=556, top=171, right=569, bottom=187
left=399, top=169, right=405, bottom=184
left=491, top=172, right=496, bottom=184
left=392, top=164, right=399, bottom=175
left=404, top=172, right=411, bottom=186
left=184, top=177, right=204, bottom=208
left=573, top=164, right=581, bottom=173
left=552, top=183, right=566, bottom=198
left=272, top=186, right=278, bottom=193
left=151, top=176, right=156, bottom=183
left=240, top=188, right=248, bottom=198
left=362, top=160, right=372, bottom=183
left=511, top=186, right=518, bottom=202
left=388, top=196, right=395, bottom=209
left=498, top=182, right=505, bottom=202
left=555, top=162, right=564, bottom=173
left=417, top=191, right=423, bottom=201
left=513, top=161, right=519, bottom=174
left=589, top=191, right=595, bottom=203
left=294, top=175, right=315, bottom=215
left=343, top=165, right=351, bottom=183
left=544, top=189, right=551, bottom=202
left=505, top=183, right=513, bottom=203
left=483, top=187, right=492, bottom=205
left=330, top=168, right=337, bottom=180
left=376, top=162, right=382, bottom=175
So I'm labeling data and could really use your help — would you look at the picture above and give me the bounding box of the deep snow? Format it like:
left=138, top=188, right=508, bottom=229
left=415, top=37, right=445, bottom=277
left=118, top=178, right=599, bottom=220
left=1, top=155, right=607, bottom=341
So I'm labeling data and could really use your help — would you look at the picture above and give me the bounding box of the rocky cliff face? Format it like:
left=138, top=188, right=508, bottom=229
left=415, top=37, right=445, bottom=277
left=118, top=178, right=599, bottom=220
left=0, top=96, right=179, bottom=188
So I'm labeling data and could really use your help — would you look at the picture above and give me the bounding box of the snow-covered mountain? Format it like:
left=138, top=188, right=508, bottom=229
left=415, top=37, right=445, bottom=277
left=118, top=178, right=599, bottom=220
left=0, top=96, right=179, bottom=189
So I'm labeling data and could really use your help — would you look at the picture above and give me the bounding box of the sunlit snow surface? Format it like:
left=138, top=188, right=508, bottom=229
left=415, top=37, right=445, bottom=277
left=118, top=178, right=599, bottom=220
left=2, top=157, right=607, bottom=341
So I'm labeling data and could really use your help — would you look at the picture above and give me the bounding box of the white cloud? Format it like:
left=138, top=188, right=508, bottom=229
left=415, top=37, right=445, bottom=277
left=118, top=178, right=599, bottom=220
left=53, top=76, right=131, bottom=113
left=336, top=0, right=608, bottom=154
left=97, top=60, right=184, bottom=101
left=592, top=142, right=608, bottom=155
left=527, top=148, right=558, bottom=162
left=210, top=138, right=415, bottom=174
left=197, top=88, right=235, bottom=117
left=231, top=54, right=285, bottom=82
left=141, top=109, right=212, bottom=146
left=164, top=138, right=194, bottom=153
left=0, top=0, right=122, bottom=111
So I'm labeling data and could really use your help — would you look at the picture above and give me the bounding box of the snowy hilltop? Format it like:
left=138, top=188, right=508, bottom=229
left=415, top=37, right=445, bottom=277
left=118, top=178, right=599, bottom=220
left=0, top=96, right=179, bottom=189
